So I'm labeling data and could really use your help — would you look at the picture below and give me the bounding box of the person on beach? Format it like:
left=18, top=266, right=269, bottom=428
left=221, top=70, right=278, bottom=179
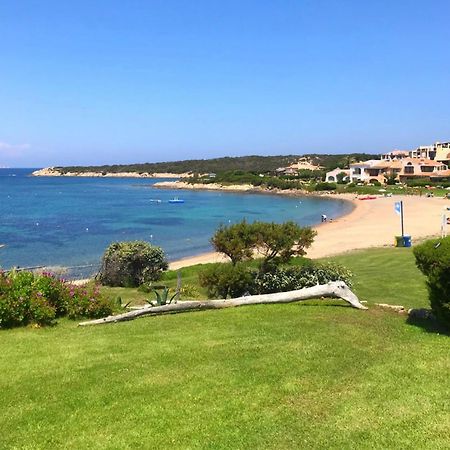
left=321, top=214, right=327, bottom=223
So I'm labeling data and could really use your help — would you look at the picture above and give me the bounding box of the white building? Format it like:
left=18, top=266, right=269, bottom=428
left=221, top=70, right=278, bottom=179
left=325, top=168, right=350, bottom=183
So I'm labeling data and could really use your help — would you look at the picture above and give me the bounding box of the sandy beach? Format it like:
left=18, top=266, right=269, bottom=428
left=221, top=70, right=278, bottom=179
left=169, top=194, right=449, bottom=269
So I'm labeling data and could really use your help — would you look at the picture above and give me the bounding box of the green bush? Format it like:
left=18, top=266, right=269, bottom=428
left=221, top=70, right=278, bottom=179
left=198, top=261, right=352, bottom=299
left=314, top=182, right=337, bottom=191
left=98, top=241, right=168, bottom=287
left=199, top=263, right=255, bottom=299
left=254, top=262, right=353, bottom=294
left=0, top=270, right=116, bottom=328
left=413, top=237, right=450, bottom=327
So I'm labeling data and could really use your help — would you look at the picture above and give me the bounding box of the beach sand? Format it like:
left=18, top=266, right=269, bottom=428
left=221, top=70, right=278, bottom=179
left=169, top=194, right=448, bottom=269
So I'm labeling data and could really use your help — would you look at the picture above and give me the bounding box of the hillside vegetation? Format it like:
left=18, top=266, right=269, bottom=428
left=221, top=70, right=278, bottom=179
left=55, top=153, right=376, bottom=174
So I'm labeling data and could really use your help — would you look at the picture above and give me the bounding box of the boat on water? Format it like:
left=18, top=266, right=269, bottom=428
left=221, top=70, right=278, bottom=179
left=150, top=199, right=162, bottom=203
left=168, top=197, right=185, bottom=204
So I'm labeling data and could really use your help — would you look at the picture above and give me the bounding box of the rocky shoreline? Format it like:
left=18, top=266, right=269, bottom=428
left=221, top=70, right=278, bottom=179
left=152, top=180, right=343, bottom=198
left=31, top=167, right=193, bottom=178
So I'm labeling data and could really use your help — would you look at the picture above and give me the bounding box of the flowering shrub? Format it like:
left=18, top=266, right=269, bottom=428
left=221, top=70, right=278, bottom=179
left=67, top=284, right=114, bottom=319
left=33, top=272, right=69, bottom=316
left=0, top=270, right=116, bottom=328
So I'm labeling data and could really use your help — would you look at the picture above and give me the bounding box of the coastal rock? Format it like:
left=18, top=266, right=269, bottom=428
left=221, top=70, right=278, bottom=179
left=32, top=167, right=193, bottom=179
left=153, top=181, right=257, bottom=192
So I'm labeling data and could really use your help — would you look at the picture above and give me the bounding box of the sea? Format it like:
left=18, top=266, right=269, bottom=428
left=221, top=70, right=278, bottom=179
left=0, top=169, right=353, bottom=278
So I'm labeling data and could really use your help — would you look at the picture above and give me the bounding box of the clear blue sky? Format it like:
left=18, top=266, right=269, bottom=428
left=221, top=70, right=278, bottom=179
left=1, top=0, right=449, bottom=167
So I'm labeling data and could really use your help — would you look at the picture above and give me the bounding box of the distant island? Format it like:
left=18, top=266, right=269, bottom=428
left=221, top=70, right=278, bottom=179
left=32, top=153, right=376, bottom=177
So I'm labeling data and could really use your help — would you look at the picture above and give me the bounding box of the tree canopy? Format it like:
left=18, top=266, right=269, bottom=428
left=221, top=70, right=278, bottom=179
left=211, top=220, right=317, bottom=269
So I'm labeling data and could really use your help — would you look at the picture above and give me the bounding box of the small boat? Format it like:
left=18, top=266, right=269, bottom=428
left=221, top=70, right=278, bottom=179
left=168, top=197, right=185, bottom=204
left=149, top=199, right=162, bottom=203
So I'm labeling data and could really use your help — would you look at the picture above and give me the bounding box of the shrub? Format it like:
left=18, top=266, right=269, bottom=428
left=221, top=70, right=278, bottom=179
left=254, top=262, right=353, bottom=294
left=33, top=273, right=69, bottom=316
left=0, top=271, right=32, bottom=327
left=178, top=283, right=200, bottom=299
left=98, top=241, right=168, bottom=287
left=199, top=261, right=352, bottom=299
left=199, top=263, right=255, bottom=299
left=66, top=284, right=115, bottom=319
left=314, top=182, right=337, bottom=191
left=336, top=172, right=348, bottom=184
left=413, top=237, right=450, bottom=327
left=0, top=270, right=116, bottom=328
left=29, top=295, right=56, bottom=326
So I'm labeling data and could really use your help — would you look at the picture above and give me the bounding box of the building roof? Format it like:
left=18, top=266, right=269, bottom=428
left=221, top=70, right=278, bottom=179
left=401, top=158, right=444, bottom=167
left=431, top=169, right=450, bottom=178
left=326, top=168, right=350, bottom=176
left=369, top=161, right=395, bottom=169
left=349, top=159, right=380, bottom=167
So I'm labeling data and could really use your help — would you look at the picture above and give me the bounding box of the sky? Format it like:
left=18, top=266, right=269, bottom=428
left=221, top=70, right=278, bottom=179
left=1, top=0, right=449, bottom=167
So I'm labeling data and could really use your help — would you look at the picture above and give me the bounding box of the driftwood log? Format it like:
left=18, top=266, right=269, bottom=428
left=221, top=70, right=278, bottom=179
left=79, top=281, right=366, bottom=326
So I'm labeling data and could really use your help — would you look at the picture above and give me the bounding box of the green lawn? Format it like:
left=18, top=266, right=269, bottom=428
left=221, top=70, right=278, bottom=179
left=329, top=248, right=429, bottom=309
left=1, top=248, right=449, bottom=449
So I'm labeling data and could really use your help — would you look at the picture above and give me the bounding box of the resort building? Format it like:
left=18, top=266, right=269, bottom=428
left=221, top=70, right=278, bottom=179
left=408, top=141, right=450, bottom=164
left=325, top=139, right=450, bottom=185
left=348, top=160, right=385, bottom=183
left=397, top=158, right=449, bottom=182
left=347, top=158, right=449, bottom=184
left=434, top=142, right=450, bottom=165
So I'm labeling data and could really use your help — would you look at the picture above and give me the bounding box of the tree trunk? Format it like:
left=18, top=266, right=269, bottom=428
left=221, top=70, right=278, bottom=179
left=78, top=281, right=366, bottom=326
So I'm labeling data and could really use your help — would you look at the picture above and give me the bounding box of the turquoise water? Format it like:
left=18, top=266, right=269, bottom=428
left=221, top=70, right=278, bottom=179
left=0, top=169, right=352, bottom=277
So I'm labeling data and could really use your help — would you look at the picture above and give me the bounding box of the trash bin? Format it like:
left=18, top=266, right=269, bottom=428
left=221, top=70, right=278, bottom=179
left=403, top=235, right=412, bottom=248
left=395, top=236, right=404, bottom=247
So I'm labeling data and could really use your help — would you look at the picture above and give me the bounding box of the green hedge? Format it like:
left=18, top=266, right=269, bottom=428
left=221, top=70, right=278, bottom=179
left=199, top=261, right=352, bottom=299
left=413, top=237, right=450, bottom=327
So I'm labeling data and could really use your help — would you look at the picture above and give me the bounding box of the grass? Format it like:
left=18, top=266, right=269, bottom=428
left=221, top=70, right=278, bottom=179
left=328, top=248, right=429, bottom=309
left=1, top=248, right=449, bottom=449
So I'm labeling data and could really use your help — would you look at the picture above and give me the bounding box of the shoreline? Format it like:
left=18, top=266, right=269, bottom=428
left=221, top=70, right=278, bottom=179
left=168, top=192, right=358, bottom=270
left=31, top=168, right=193, bottom=178
left=153, top=179, right=356, bottom=201
left=165, top=182, right=448, bottom=269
